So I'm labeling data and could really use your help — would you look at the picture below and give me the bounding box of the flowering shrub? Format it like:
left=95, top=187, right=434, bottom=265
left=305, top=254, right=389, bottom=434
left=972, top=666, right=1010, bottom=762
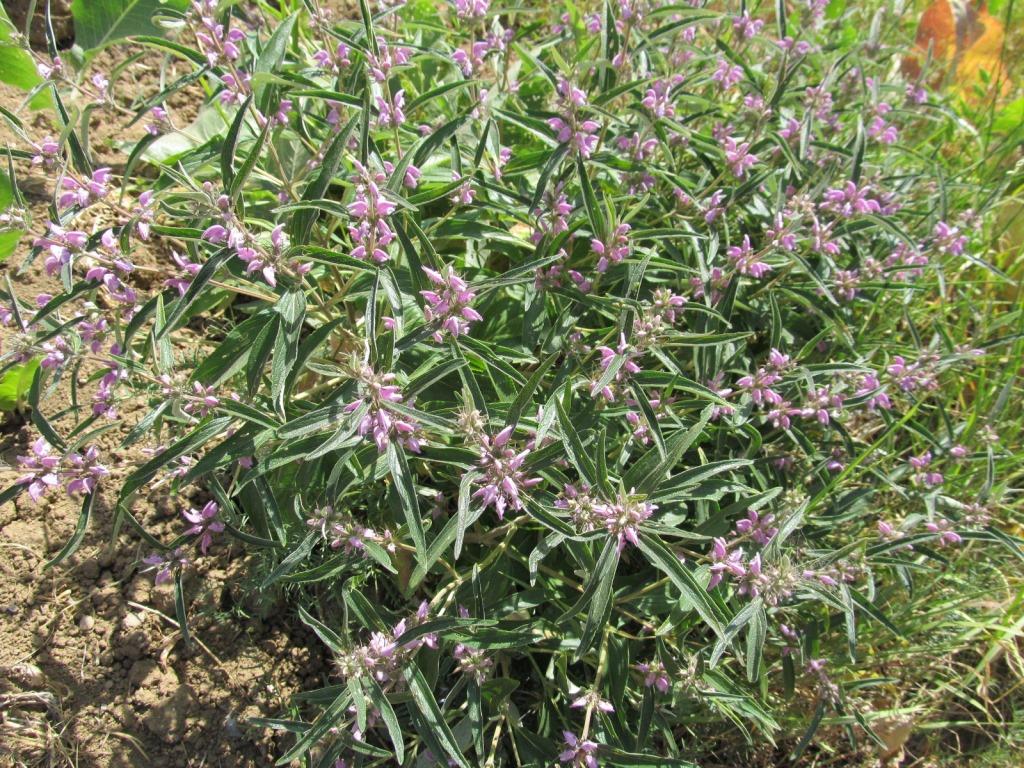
left=0, top=0, right=1020, bottom=765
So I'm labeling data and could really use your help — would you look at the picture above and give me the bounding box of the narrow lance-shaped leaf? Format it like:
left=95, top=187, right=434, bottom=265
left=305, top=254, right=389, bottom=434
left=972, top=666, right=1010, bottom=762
left=388, top=442, right=426, bottom=560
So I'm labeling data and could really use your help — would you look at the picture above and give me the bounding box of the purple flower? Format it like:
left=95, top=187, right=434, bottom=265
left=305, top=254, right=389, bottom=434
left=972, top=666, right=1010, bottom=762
left=92, top=358, right=127, bottom=419
left=183, top=381, right=221, bottom=418
left=593, top=491, right=655, bottom=551
left=932, top=221, right=967, bottom=256
left=708, top=537, right=746, bottom=589
left=376, top=89, right=406, bottom=129
left=471, top=426, right=542, bottom=519
left=798, top=386, right=843, bottom=425
left=452, top=40, right=492, bottom=77
left=887, top=355, right=938, bottom=393
left=736, top=366, right=783, bottom=406
left=820, top=181, right=882, bottom=218
left=335, top=602, right=436, bottom=685
left=344, top=365, right=422, bottom=453
left=453, top=643, right=493, bottom=683
left=182, top=500, right=224, bottom=554
left=641, top=79, right=677, bottom=119
left=548, top=79, right=600, bottom=158
left=192, top=2, right=246, bottom=65
left=634, top=660, right=670, bottom=693
left=348, top=162, right=397, bottom=263
left=421, top=264, right=481, bottom=342
left=908, top=451, right=942, bottom=488
left=735, top=509, right=778, bottom=545
left=30, top=135, right=61, bottom=168
left=571, top=690, right=614, bottom=712
left=367, top=44, right=412, bottom=83
left=702, top=189, right=727, bottom=224
left=559, top=731, right=599, bottom=768
left=711, top=58, right=743, bottom=89
left=732, top=12, right=764, bottom=39
left=314, top=42, right=351, bottom=73
left=590, top=332, right=641, bottom=402
left=449, top=172, right=475, bottom=206
left=145, top=105, right=173, bottom=136
left=925, top=518, right=962, bottom=546
left=454, top=0, right=489, bottom=19
left=723, top=137, right=757, bottom=178
left=166, top=250, right=202, bottom=295
left=58, top=167, right=112, bottom=210
left=142, top=547, right=189, bottom=585
left=726, top=235, right=771, bottom=278
left=63, top=446, right=109, bottom=496
left=16, top=438, right=62, bottom=504
left=591, top=223, right=631, bottom=273
left=36, top=56, right=64, bottom=80
left=691, top=265, right=730, bottom=303
left=532, top=183, right=573, bottom=243
left=854, top=371, right=891, bottom=411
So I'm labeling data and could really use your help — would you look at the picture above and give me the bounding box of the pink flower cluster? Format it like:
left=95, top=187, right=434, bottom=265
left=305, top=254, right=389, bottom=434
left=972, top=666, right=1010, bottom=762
left=177, top=500, right=222, bottom=554
left=420, top=264, right=482, bottom=342
left=344, top=365, right=422, bottom=453
left=306, top=505, right=396, bottom=556
left=17, top=439, right=109, bottom=503
left=471, top=426, right=542, bottom=519
left=58, top=168, right=112, bottom=210
left=559, top=731, right=599, bottom=768
left=335, top=602, right=437, bottom=685
left=348, top=162, right=397, bottom=263
left=548, top=78, right=600, bottom=159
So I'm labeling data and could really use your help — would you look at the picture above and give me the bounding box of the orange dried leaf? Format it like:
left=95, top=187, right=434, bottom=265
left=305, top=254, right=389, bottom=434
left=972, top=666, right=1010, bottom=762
left=903, top=1, right=1011, bottom=99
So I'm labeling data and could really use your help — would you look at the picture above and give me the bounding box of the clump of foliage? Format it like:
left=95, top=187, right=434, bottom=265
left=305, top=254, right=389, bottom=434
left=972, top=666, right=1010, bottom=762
left=0, top=0, right=1021, bottom=765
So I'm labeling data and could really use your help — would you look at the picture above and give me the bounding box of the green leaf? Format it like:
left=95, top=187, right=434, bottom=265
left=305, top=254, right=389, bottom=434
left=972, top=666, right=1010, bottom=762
left=637, top=532, right=725, bottom=638
left=255, top=13, right=297, bottom=74
left=45, top=492, right=94, bottom=569
left=0, top=13, right=49, bottom=107
left=174, top=569, right=191, bottom=648
left=117, top=417, right=232, bottom=518
left=555, top=392, right=598, bottom=487
left=297, top=605, right=345, bottom=654
left=275, top=688, right=352, bottom=765
left=575, top=538, right=620, bottom=661
left=0, top=168, right=13, bottom=210
left=454, top=470, right=483, bottom=560
left=157, top=249, right=232, bottom=339
left=0, top=229, right=22, bottom=261
left=623, top=406, right=712, bottom=496
left=745, top=601, right=767, bottom=683
left=272, top=287, right=306, bottom=413
left=260, top=532, right=318, bottom=589
left=710, top=598, right=763, bottom=669
left=367, top=679, right=405, bottom=763
left=388, top=443, right=426, bottom=560
left=71, top=0, right=189, bottom=51
left=0, top=356, right=39, bottom=412
left=602, top=749, right=698, bottom=767
left=576, top=152, right=605, bottom=238
left=221, top=95, right=253, bottom=190
left=403, top=665, right=470, bottom=768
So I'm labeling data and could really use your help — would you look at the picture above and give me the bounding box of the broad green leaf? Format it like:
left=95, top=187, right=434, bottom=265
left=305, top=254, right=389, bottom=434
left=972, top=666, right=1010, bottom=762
left=71, top=0, right=189, bottom=51
left=0, top=356, right=39, bottom=411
